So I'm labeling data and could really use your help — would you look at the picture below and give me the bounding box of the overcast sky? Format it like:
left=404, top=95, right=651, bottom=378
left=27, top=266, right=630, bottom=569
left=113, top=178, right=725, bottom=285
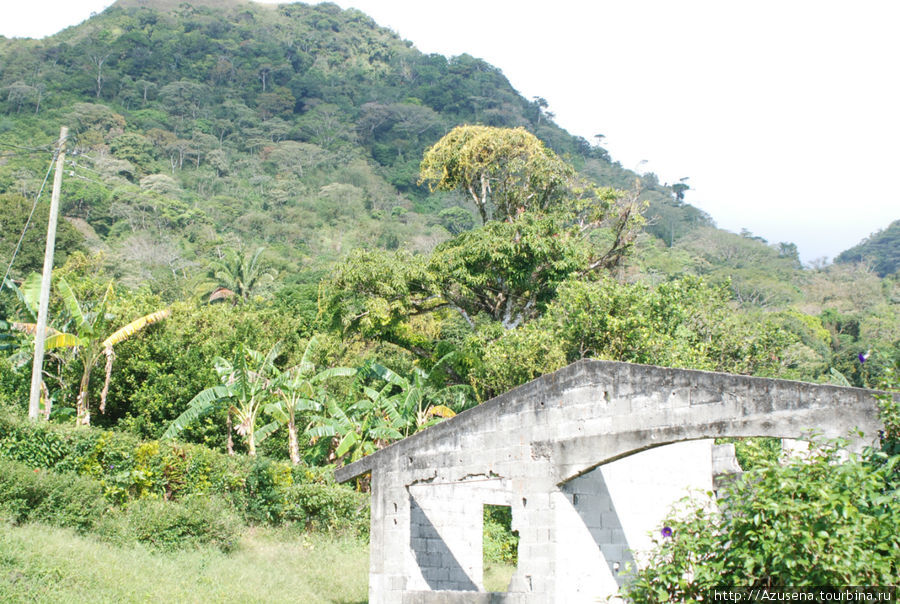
left=3, top=1, right=898, bottom=263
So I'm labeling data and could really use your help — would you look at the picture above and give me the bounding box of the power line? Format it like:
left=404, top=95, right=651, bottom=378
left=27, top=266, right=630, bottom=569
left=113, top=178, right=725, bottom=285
left=0, top=141, right=53, bottom=153
left=0, top=147, right=58, bottom=290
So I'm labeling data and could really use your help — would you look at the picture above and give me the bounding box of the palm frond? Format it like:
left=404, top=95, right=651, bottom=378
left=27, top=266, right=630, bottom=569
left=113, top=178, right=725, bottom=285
left=370, top=362, right=408, bottom=388
left=335, top=430, right=359, bottom=458
left=310, top=366, right=356, bottom=383
left=300, top=335, right=320, bottom=367
left=93, top=281, right=116, bottom=330
left=264, top=402, right=290, bottom=423
left=427, top=405, right=457, bottom=419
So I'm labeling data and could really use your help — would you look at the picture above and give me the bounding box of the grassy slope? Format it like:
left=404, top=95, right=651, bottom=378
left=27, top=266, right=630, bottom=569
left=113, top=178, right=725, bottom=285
left=0, top=520, right=368, bottom=603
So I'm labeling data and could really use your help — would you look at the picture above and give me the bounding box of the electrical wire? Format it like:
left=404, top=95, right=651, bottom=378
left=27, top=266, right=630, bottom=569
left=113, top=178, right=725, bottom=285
left=0, top=148, right=58, bottom=291
left=0, top=141, right=53, bottom=153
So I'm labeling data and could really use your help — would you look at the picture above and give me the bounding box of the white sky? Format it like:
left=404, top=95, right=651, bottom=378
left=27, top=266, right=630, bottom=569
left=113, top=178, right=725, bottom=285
left=3, top=1, right=898, bottom=263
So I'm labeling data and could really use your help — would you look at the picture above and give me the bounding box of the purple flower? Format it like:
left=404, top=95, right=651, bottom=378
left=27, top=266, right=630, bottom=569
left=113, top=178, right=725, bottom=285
left=661, top=526, right=673, bottom=538
left=858, top=351, right=870, bottom=364
left=108, top=464, right=115, bottom=470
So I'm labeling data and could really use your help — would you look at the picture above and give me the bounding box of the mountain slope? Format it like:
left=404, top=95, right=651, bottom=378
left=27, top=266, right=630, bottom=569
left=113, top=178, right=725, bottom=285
left=0, top=0, right=704, bottom=293
left=835, top=220, right=900, bottom=277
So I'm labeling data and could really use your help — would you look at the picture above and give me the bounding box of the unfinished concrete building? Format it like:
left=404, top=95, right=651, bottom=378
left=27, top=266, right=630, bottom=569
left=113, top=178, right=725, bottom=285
left=336, top=359, right=889, bottom=603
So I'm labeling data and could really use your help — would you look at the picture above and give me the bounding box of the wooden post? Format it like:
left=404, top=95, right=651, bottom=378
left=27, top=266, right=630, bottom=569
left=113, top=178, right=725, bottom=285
left=28, top=126, right=68, bottom=420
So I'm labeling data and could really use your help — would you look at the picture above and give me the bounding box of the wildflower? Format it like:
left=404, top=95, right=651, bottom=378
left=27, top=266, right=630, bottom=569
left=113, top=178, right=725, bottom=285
left=661, top=526, right=673, bottom=538
left=858, top=351, right=870, bottom=363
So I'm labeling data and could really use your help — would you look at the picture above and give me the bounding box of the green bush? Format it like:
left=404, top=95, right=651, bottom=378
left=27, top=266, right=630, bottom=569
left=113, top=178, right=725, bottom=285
left=620, top=439, right=900, bottom=600
left=243, top=457, right=295, bottom=523
left=0, top=458, right=107, bottom=533
left=0, top=417, right=75, bottom=468
left=98, top=495, right=241, bottom=552
left=0, top=412, right=368, bottom=531
left=281, top=483, right=369, bottom=534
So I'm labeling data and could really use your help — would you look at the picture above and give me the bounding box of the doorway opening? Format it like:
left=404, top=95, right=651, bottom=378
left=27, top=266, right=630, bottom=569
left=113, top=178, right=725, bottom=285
left=482, top=504, right=519, bottom=592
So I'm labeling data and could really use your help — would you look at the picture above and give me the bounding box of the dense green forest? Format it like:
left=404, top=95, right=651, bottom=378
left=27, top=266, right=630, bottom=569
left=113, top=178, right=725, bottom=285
left=0, top=0, right=897, bottom=597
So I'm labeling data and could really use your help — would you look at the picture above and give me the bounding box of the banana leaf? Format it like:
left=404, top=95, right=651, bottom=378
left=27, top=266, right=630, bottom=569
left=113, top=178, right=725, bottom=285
left=162, top=385, right=233, bottom=439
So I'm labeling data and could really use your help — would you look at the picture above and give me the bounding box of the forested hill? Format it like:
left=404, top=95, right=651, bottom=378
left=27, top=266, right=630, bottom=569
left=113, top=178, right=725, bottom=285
left=835, top=220, right=900, bottom=278
left=0, top=0, right=896, bottom=418
left=0, top=0, right=706, bottom=286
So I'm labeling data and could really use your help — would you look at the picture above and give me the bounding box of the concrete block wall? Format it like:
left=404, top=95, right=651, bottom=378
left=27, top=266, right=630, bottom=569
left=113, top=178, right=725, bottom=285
left=337, top=360, right=891, bottom=604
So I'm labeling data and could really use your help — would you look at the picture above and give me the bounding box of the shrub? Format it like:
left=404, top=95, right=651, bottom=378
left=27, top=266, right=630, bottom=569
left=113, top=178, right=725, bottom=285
left=98, top=495, right=241, bottom=552
left=619, top=439, right=900, bottom=601
left=0, top=412, right=368, bottom=531
left=0, top=458, right=107, bottom=533
left=483, top=505, right=519, bottom=565
left=243, top=457, right=295, bottom=523
left=281, top=483, right=369, bottom=534
left=0, top=417, right=74, bottom=468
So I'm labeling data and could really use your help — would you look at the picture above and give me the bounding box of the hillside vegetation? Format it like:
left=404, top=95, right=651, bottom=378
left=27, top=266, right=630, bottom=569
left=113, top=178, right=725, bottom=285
left=0, top=1, right=897, bottom=597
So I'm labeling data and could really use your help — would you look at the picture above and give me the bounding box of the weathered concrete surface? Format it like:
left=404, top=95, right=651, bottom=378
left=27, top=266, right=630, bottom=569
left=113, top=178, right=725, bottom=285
left=337, top=359, right=893, bottom=604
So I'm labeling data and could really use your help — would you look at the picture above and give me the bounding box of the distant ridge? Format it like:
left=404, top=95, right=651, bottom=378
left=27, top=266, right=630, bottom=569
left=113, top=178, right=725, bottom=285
left=835, top=219, right=900, bottom=277
left=114, top=0, right=256, bottom=9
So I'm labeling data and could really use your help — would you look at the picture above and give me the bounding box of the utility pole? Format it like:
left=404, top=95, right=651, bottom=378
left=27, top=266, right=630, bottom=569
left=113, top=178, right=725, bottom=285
left=28, top=126, right=68, bottom=420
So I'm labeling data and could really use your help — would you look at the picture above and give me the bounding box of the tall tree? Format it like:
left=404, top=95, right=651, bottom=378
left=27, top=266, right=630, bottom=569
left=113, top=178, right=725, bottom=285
left=419, top=125, right=574, bottom=224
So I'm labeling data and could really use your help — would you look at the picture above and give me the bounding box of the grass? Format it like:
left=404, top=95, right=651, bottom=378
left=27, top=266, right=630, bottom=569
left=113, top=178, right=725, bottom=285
left=483, top=562, right=516, bottom=593
left=0, top=518, right=368, bottom=603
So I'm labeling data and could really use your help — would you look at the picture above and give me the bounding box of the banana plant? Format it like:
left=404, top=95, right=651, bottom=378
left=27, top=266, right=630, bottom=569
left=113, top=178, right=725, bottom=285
left=53, top=276, right=170, bottom=426
left=164, top=343, right=281, bottom=456
left=3, top=275, right=70, bottom=418
left=368, top=353, right=465, bottom=438
left=305, top=393, right=403, bottom=465
left=5, top=275, right=137, bottom=421
left=266, top=336, right=356, bottom=464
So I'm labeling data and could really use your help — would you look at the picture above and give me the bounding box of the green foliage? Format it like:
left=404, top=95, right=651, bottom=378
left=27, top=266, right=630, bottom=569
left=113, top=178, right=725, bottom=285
left=419, top=125, right=574, bottom=223
left=206, top=246, right=277, bottom=304
left=0, top=0, right=646, bottom=289
left=280, top=482, right=369, bottom=533
left=0, top=458, right=107, bottom=533
left=620, top=439, right=900, bottom=600
left=267, top=335, right=356, bottom=464
left=835, top=219, right=899, bottom=277
left=483, top=505, right=519, bottom=565
left=164, top=343, right=282, bottom=456
left=469, top=276, right=796, bottom=398
left=717, top=437, right=783, bottom=471
left=0, top=412, right=367, bottom=533
left=0, top=193, right=85, bottom=278
left=98, top=494, right=240, bottom=552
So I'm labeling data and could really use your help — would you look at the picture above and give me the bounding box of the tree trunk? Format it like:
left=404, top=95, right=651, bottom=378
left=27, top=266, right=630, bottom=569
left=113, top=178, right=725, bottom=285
left=40, top=380, right=51, bottom=420
left=247, top=429, right=256, bottom=456
left=288, top=414, right=300, bottom=465
left=226, top=409, right=234, bottom=455
left=76, top=366, right=92, bottom=426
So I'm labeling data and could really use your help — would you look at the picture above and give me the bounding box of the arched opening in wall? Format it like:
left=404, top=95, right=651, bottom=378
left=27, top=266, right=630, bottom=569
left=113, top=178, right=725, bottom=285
left=482, top=504, right=519, bottom=593
left=556, top=440, right=718, bottom=594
